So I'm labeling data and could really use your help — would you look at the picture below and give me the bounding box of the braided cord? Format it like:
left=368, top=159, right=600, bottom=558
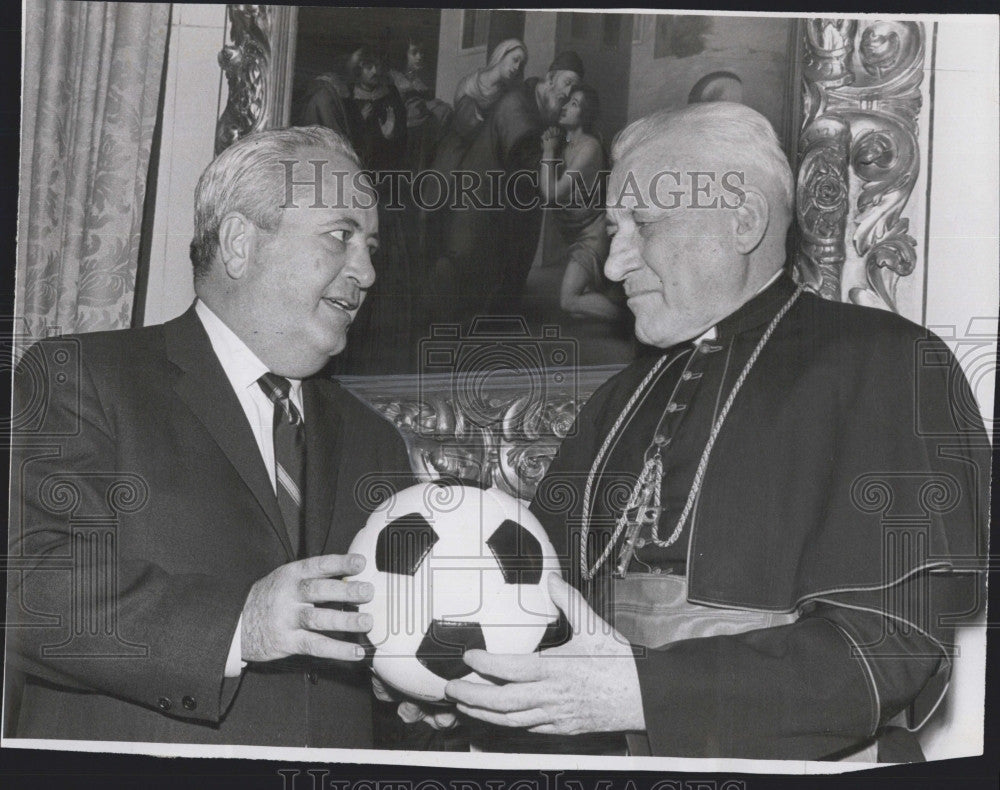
left=579, top=354, right=671, bottom=580
left=649, top=285, right=804, bottom=548
left=579, top=285, right=804, bottom=580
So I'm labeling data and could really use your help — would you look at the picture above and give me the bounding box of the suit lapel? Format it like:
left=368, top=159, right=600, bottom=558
left=164, top=307, right=294, bottom=560
left=301, top=379, right=342, bottom=557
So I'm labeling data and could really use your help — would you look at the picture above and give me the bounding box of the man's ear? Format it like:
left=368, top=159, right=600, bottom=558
left=217, top=213, right=255, bottom=279
left=732, top=187, right=769, bottom=255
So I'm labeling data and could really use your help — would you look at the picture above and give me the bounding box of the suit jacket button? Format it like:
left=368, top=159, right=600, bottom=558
left=157, top=697, right=172, bottom=711
left=182, top=696, right=197, bottom=710
left=307, top=670, right=319, bottom=685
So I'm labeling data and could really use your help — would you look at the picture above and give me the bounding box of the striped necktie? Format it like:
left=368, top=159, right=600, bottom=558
left=257, top=373, right=305, bottom=554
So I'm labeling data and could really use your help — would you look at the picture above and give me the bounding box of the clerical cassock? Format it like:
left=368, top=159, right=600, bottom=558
left=529, top=272, right=989, bottom=761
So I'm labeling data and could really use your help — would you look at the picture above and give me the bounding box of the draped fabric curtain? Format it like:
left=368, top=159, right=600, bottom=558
left=17, top=0, right=170, bottom=339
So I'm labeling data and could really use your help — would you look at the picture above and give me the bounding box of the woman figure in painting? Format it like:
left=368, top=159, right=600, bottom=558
left=450, top=38, right=527, bottom=139
left=539, top=85, right=625, bottom=323
left=431, top=38, right=527, bottom=180
left=390, top=37, right=452, bottom=174
left=426, top=39, right=528, bottom=289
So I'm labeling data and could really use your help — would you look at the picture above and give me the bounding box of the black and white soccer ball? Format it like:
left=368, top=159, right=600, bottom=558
left=347, top=481, right=568, bottom=702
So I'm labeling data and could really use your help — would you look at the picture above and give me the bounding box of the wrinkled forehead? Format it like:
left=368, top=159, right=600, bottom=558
left=609, top=145, right=667, bottom=207
left=609, top=137, right=707, bottom=208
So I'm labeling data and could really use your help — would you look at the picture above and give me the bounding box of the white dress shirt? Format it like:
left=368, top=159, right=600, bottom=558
left=195, top=300, right=306, bottom=676
left=195, top=300, right=304, bottom=490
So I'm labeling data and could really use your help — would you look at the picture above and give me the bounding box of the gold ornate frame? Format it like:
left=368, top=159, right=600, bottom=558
left=796, top=19, right=928, bottom=313
left=215, top=5, right=298, bottom=155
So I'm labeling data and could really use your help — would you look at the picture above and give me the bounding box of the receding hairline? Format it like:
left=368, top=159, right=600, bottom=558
left=608, top=133, right=726, bottom=197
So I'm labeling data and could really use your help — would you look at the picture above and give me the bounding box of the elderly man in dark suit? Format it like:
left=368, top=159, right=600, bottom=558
left=6, top=126, right=414, bottom=746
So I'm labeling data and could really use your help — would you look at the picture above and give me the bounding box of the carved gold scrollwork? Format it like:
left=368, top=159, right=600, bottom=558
left=796, top=19, right=925, bottom=314
left=340, top=367, right=620, bottom=501
left=796, top=118, right=851, bottom=299
left=216, top=5, right=272, bottom=155
left=371, top=393, right=581, bottom=501
left=803, top=19, right=857, bottom=87
left=851, top=126, right=919, bottom=310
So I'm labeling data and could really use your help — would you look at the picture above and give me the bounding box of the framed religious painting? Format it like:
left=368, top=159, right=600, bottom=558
left=216, top=8, right=802, bottom=376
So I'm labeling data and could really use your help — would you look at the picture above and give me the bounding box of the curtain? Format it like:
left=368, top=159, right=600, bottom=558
left=17, top=1, right=169, bottom=339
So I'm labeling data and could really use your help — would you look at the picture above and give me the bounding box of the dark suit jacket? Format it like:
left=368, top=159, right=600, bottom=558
left=6, top=306, right=414, bottom=746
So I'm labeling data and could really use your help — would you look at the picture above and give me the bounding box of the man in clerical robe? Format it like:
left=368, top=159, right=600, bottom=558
left=434, top=52, right=584, bottom=322
left=443, top=102, right=990, bottom=761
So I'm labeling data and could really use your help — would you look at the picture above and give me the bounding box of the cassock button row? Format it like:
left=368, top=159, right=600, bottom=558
left=157, top=697, right=172, bottom=711
left=182, top=696, right=197, bottom=711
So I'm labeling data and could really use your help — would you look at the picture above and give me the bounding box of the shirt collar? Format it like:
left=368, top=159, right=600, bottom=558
left=693, top=325, right=718, bottom=344
left=194, top=300, right=302, bottom=397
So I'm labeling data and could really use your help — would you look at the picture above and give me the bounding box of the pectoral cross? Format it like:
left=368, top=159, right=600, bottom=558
left=614, top=500, right=661, bottom=578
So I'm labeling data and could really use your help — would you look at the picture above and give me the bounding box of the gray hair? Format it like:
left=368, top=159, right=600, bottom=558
left=610, top=102, right=794, bottom=218
left=190, top=126, right=362, bottom=278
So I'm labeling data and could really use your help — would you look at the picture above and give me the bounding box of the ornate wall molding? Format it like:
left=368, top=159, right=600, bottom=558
left=341, top=367, right=623, bottom=502
left=215, top=5, right=298, bottom=155
left=796, top=19, right=926, bottom=314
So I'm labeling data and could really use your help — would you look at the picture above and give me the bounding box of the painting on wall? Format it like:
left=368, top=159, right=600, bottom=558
left=270, top=10, right=802, bottom=375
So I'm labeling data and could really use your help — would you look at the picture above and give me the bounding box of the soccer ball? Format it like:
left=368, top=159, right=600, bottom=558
left=347, top=480, right=569, bottom=702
